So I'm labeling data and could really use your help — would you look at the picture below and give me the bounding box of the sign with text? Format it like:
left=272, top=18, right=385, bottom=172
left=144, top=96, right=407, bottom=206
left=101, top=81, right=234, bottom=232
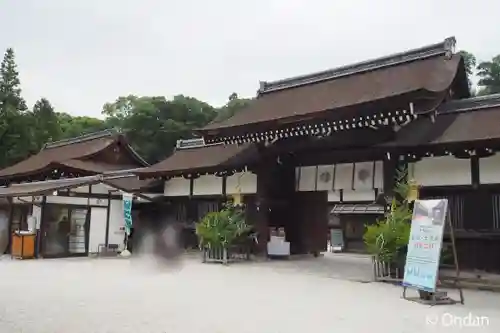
left=403, top=199, right=448, bottom=292
left=122, top=193, right=133, bottom=236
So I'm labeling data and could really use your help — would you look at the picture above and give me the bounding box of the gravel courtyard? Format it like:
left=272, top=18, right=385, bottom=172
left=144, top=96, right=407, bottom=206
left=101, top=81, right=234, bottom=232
left=1, top=253, right=499, bottom=333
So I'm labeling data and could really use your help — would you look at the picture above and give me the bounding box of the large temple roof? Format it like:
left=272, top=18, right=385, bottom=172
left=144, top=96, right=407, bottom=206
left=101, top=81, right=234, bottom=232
left=198, top=37, right=468, bottom=142
left=0, top=130, right=149, bottom=181
left=135, top=139, right=258, bottom=178
left=383, top=94, right=500, bottom=148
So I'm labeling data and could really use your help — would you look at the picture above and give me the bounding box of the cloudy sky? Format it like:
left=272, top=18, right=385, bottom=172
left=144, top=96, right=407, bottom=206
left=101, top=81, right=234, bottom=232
left=0, top=0, right=498, bottom=117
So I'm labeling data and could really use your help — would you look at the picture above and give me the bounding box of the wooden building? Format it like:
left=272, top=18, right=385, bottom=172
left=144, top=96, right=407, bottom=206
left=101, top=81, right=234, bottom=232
left=137, top=37, right=500, bottom=272
left=0, top=130, right=160, bottom=258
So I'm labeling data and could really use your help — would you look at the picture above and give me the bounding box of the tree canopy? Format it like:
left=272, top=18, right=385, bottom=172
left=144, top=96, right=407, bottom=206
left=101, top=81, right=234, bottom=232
left=0, top=48, right=252, bottom=167
left=0, top=46, right=499, bottom=168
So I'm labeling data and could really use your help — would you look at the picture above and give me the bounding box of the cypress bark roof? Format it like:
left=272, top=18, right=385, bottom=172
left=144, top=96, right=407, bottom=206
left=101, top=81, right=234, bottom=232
left=198, top=37, right=468, bottom=138
left=135, top=142, right=257, bottom=178
left=0, top=130, right=148, bottom=180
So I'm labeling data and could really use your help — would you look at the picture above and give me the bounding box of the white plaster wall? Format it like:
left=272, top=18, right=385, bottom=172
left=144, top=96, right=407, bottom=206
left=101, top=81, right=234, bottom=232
left=480, top=153, right=500, bottom=184
left=108, top=199, right=126, bottom=250
left=193, top=175, right=223, bottom=196
left=410, top=156, right=471, bottom=186
left=164, top=177, right=190, bottom=197
left=88, top=207, right=107, bottom=254
left=46, top=195, right=108, bottom=207
left=226, top=172, right=257, bottom=194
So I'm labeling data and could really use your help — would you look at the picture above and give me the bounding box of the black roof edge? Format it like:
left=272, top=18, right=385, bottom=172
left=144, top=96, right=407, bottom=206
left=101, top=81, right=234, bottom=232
left=437, top=93, right=500, bottom=115
left=258, top=37, right=456, bottom=95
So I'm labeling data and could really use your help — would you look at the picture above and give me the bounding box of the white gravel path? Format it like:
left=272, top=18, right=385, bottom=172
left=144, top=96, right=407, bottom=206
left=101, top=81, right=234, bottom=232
left=1, top=254, right=499, bottom=333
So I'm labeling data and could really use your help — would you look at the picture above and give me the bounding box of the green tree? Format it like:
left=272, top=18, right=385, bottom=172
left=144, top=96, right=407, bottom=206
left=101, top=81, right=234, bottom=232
left=457, top=50, right=476, bottom=90
left=102, top=95, right=217, bottom=162
left=213, top=93, right=252, bottom=122
left=0, top=48, right=27, bottom=112
left=32, top=98, right=62, bottom=148
left=477, top=55, right=500, bottom=95
left=57, top=113, right=109, bottom=139
left=0, top=48, right=32, bottom=167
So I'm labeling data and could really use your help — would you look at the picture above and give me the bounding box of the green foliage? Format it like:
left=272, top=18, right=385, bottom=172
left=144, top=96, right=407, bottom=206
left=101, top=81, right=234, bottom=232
left=363, top=166, right=412, bottom=263
left=195, top=204, right=251, bottom=249
left=477, top=54, right=500, bottom=95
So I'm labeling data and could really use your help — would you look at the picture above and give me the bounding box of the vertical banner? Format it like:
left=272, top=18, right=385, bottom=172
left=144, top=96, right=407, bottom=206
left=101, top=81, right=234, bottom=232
left=403, top=199, right=448, bottom=292
left=122, top=192, right=133, bottom=236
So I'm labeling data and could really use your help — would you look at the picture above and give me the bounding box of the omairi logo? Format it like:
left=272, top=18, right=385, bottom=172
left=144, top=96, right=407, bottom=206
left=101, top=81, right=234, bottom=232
left=426, top=312, right=490, bottom=328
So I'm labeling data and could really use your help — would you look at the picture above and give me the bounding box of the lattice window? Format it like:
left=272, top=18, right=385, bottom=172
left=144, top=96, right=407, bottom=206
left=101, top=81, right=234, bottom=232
left=491, top=194, right=500, bottom=230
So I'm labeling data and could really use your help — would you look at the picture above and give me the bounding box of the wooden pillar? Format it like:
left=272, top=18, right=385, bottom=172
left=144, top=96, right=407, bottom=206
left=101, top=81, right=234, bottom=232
left=36, top=196, right=47, bottom=258
left=254, top=165, right=270, bottom=254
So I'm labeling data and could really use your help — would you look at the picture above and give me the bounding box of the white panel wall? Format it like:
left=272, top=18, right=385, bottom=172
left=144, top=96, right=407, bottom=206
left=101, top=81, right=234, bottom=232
left=108, top=199, right=126, bottom=250
left=353, top=162, right=374, bottom=190
left=411, top=156, right=471, bottom=186
left=71, top=185, right=90, bottom=194
left=91, top=183, right=113, bottom=194
left=89, top=207, right=107, bottom=253
left=31, top=205, right=42, bottom=230
left=46, top=195, right=108, bottom=207
left=226, top=172, right=257, bottom=194
left=164, top=177, right=190, bottom=196
left=374, top=161, right=384, bottom=189
left=12, top=196, right=42, bottom=204
left=480, top=153, right=500, bottom=184
left=297, top=166, right=317, bottom=191
left=343, top=190, right=376, bottom=202
left=296, top=161, right=383, bottom=194
left=328, top=191, right=341, bottom=202
left=193, top=175, right=223, bottom=196
left=316, top=165, right=335, bottom=191
left=334, top=164, right=354, bottom=190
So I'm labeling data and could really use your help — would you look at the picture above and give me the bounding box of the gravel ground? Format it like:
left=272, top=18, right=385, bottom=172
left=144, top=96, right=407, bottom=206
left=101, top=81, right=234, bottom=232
left=1, top=253, right=499, bottom=333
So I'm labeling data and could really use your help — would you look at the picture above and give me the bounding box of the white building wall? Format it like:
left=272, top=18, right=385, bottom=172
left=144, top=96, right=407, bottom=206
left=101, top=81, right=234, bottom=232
left=409, top=156, right=471, bottom=186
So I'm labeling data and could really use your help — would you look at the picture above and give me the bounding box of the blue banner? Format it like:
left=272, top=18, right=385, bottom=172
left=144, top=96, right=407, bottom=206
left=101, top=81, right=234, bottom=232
left=403, top=199, right=448, bottom=292
left=122, top=193, right=133, bottom=236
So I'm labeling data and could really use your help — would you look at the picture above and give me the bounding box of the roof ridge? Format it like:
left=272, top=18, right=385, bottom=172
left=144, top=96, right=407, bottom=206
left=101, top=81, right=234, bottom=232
left=259, top=37, right=456, bottom=94
left=438, top=94, right=500, bottom=114
left=43, top=129, right=119, bottom=150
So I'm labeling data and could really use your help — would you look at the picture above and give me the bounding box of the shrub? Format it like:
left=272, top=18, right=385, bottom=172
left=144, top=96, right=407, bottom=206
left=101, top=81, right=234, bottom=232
left=195, top=203, right=251, bottom=249
left=363, top=166, right=412, bottom=263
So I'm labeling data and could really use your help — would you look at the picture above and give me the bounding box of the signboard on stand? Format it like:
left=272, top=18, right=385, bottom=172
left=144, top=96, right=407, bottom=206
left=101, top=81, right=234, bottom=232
left=403, top=199, right=448, bottom=292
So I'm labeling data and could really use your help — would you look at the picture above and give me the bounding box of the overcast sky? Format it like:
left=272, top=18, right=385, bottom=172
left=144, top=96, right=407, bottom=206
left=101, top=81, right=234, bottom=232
left=0, top=0, right=498, bottom=118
